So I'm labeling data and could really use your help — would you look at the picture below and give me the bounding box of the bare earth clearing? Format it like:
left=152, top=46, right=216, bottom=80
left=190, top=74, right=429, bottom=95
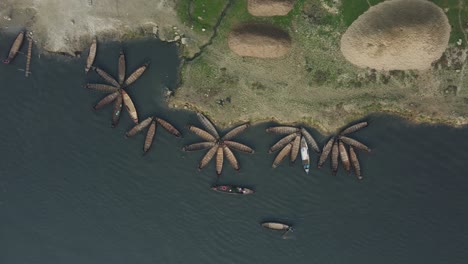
left=0, top=0, right=204, bottom=56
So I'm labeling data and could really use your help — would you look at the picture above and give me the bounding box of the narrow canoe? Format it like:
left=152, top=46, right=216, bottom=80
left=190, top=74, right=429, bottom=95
left=3, top=31, right=25, bottom=64
left=261, top=222, right=292, bottom=231
left=300, top=137, right=310, bottom=174
left=211, top=185, right=254, bottom=195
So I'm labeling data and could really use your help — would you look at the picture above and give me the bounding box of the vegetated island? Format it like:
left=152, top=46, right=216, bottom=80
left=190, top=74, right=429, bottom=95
left=1, top=0, right=467, bottom=133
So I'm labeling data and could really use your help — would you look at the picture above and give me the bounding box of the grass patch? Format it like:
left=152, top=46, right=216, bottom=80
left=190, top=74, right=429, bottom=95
left=340, top=0, right=384, bottom=26
left=176, top=0, right=229, bottom=32
left=430, top=0, right=468, bottom=45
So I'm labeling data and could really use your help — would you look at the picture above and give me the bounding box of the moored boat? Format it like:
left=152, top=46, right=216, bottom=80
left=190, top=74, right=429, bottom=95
left=211, top=185, right=254, bottom=195
left=300, top=137, right=310, bottom=174
left=3, top=31, right=25, bottom=64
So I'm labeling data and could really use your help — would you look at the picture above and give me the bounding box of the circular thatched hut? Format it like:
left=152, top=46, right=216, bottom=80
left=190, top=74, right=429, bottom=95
left=340, top=0, right=451, bottom=70
left=228, top=23, right=291, bottom=58
left=247, top=0, right=296, bottom=17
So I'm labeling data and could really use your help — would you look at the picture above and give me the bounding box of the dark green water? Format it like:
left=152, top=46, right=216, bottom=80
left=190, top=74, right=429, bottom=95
left=1, top=37, right=468, bottom=264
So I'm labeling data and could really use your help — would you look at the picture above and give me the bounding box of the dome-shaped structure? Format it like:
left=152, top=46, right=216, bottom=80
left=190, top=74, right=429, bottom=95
left=340, top=0, right=451, bottom=70
left=228, top=24, right=291, bottom=58
left=247, top=0, right=296, bottom=17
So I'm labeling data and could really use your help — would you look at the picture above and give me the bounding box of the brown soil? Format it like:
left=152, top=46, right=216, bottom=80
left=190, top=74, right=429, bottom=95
left=228, top=23, right=291, bottom=58
left=247, top=0, right=296, bottom=17
left=340, top=0, right=451, bottom=70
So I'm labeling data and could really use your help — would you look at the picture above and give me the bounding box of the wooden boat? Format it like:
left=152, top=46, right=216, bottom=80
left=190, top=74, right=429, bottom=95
left=300, top=127, right=320, bottom=153
left=224, top=140, right=255, bottom=154
left=222, top=123, right=249, bottom=140
left=300, top=137, right=310, bottom=174
left=143, top=121, right=157, bottom=154
left=183, top=142, right=216, bottom=151
left=340, top=136, right=371, bottom=152
left=223, top=145, right=240, bottom=171
left=118, top=50, right=126, bottom=85
left=340, top=121, right=368, bottom=135
left=318, top=137, right=335, bottom=168
left=266, top=126, right=299, bottom=134
left=126, top=117, right=153, bottom=137
left=94, top=67, right=120, bottom=88
left=85, top=38, right=97, bottom=73
left=215, top=146, right=224, bottom=176
left=290, top=135, right=301, bottom=163
left=188, top=125, right=217, bottom=142
left=197, top=112, right=219, bottom=139
left=338, top=140, right=350, bottom=174
left=331, top=140, right=339, bottom=176
left=198, top=145, right=218, bottom=170
left=121, top=90, right=138, bottom=124
left=3, top=31, right=25, bottom=64
left=261, top=222, right=292, bottom=231
left=268, top=133, right=296, bottom=153
left=211, top=185, right=254, bottom=195
left=123, top=62, right=149, bottom=87
left=272, top=143, right=292, bottom=168
left=349, top=146, right=362, bottom=180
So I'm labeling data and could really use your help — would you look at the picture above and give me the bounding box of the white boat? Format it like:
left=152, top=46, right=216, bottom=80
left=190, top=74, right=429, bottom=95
left=300, top=137, right=310, bottom=174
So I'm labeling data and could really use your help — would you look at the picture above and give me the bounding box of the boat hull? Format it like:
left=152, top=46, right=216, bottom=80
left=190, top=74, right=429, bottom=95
left=211, top=185, right=254, bottom=195
left=300, top=137, right=310, bottom=174
left=3, top=31, right=25, bottom=64
left=261, top=222, right=291, bottom=230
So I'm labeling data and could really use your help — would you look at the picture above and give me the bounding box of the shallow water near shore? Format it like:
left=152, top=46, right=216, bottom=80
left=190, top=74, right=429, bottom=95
left=1, top=36, right=468, bottom=263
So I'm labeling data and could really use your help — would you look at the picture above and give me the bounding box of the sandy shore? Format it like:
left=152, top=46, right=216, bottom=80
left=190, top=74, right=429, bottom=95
left=0, top=0, right=204, bottom=56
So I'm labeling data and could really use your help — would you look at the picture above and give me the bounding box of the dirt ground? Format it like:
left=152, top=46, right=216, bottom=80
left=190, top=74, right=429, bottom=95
left=0, top=0, right=204, bottom=55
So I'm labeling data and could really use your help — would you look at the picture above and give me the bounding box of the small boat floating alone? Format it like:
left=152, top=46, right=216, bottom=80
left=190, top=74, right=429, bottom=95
left=3, top=31, right=25, bottom=64
left=300, top=137, right=310, bottom=174
left=261, top=221, right=294, bottom=238
left=211, top=185, right=254, bottom=195
left=261, top=222, right=292, bottom=230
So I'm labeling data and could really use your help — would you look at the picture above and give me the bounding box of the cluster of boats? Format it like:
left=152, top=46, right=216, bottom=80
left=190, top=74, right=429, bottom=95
left=317, top=122, right=370, bottom=179
left=183, top=113, right=254, bottom=176
left=266, top=125, right=320, bottom=173
left=265, top=122, right=370, bottom=179
left=85, top=42, right=149, bottom=128
left=84, top=39, right=185, bottom=155
left=2, top=36, right=371, bottom=237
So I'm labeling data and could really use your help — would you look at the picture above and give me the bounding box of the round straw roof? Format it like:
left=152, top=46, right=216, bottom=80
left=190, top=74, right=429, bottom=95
left=340, top=0, right=451, bottom=70
left=228, top=23, right=291, bottom=58
left=247, top=0, right=296, bottom=17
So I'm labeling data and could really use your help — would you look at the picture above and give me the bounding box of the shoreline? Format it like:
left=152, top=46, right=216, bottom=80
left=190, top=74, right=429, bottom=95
left=2, top=0, right=467, bottom=134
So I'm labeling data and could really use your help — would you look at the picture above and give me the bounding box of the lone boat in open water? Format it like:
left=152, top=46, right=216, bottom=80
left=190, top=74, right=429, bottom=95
left=261, top=221, right=294, bottom=238
left=261, top=222, right=292, bottom=231
left=211, top=185, right=254, bottom=195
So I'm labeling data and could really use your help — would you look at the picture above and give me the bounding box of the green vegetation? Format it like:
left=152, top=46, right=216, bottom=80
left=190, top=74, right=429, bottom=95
left=172, top=0, right=468, bottom=132
left=430, top=0, right=468, bottom=45
left=340, top=0, right=384, bottom=26
left=176, top=0, right=229, bottom=32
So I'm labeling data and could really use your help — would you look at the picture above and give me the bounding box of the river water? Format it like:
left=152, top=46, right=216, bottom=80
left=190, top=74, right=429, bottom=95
left=0, top=37, right=467, bottom=264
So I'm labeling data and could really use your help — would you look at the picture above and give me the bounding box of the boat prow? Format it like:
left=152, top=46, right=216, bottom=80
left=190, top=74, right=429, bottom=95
left=211, top=185, right=255, bottom=195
